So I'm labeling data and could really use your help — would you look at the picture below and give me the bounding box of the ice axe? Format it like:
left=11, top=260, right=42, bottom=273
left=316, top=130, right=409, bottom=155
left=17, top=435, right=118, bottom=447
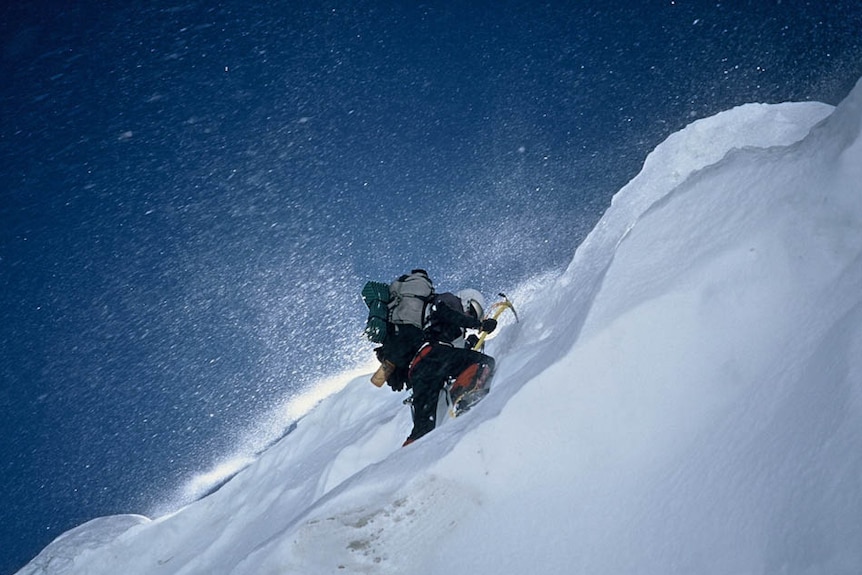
left=472, top=293, right=518, bottom=351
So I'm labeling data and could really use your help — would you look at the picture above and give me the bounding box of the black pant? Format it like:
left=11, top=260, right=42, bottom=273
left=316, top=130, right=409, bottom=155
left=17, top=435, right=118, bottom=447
left=406, top=343, right=495, bottom=443
left=376, top=324, right=425, bottom=390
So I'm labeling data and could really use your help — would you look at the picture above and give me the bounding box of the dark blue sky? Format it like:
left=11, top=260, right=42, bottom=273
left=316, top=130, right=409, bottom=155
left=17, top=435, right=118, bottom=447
left=2, top=1, right=861, bottom=573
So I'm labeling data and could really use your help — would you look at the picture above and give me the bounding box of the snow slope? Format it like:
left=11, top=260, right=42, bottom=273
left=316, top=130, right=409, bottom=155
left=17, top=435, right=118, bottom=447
left=18, top=77, right=862, bottom=575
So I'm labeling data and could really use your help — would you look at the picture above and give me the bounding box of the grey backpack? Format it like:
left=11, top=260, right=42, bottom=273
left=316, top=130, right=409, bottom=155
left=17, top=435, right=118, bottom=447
left=388, top=270, right=433, bottom=329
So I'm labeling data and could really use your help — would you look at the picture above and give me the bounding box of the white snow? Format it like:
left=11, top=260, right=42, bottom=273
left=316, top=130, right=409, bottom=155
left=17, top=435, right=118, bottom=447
left=18, top=77, right=862, bottom=575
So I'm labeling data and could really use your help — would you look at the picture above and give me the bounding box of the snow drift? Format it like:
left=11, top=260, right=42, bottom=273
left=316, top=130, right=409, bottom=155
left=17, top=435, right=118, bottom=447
left=18, top=77, right=862, bottom=575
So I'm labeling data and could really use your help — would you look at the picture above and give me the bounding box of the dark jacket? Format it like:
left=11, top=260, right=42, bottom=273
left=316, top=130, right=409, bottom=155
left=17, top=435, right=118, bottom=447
left=424, top=292, right=482, bottom=345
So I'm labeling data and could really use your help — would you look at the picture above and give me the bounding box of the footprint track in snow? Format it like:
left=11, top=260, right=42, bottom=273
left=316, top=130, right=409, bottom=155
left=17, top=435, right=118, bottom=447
left=292, top=476, right=480, bottom=573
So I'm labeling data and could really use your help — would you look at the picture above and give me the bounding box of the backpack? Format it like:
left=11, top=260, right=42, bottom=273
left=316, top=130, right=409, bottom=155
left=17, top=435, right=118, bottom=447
left=423, top=292, right=470, bottom=346
left=388, top=270, right=434, bottom=329
left=361, top=269, right=434, bottom=343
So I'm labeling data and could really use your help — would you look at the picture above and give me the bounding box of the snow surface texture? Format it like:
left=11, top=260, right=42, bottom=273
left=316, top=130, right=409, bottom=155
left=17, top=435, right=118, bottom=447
left=18, top=77, right=862, bottom=575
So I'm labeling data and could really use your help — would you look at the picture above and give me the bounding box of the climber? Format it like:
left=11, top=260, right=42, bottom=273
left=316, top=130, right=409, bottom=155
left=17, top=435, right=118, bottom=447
left=402, top=289, right=496, bottom=445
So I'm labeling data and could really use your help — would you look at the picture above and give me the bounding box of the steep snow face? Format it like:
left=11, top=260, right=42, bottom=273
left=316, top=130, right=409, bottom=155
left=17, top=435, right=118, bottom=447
left=422, top=85, right=862, bottom=575
left=18, top=79, right=862, bottom=575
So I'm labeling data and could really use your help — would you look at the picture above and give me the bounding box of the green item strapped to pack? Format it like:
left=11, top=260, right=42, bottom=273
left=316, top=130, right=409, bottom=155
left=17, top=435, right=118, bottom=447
left=361, top=281, right=390, bottom=343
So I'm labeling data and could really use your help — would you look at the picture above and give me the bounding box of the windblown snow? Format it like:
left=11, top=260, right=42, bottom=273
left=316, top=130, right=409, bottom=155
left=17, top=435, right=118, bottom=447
left=18, top=77, right=862, bottom=575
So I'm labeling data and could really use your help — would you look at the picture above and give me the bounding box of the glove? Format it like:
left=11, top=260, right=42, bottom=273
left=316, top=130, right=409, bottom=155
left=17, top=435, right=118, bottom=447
left=387, top=367, right=407, bottom=392
left=465, top=334, right=480, bottom=349
left=480, top=318, right=497, bottom=333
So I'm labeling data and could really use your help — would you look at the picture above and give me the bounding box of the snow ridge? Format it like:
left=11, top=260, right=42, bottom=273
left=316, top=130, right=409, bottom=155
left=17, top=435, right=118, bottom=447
left=17, top=77, right=862, bottom=575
